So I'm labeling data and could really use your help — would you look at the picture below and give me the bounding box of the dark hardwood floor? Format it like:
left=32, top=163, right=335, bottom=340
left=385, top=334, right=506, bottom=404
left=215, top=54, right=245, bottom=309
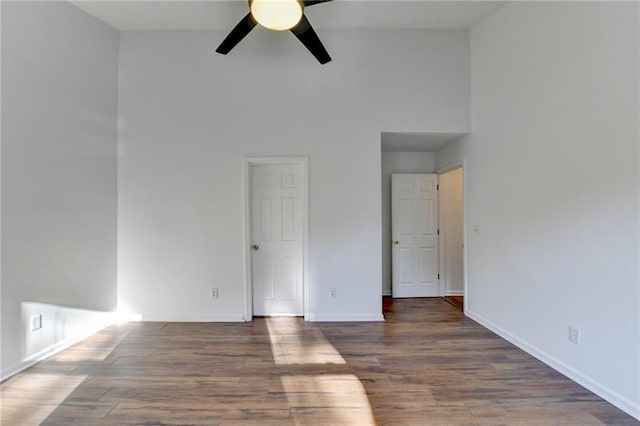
left=443, top=295, right=464, bottom=311
left=2, top=298, right=637, bottom=425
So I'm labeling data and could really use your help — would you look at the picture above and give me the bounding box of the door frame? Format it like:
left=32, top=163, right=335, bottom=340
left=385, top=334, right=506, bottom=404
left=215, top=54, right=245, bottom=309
left=437, top=160, right=467, bottom=310
left=243, top=157, right=309, bottom=321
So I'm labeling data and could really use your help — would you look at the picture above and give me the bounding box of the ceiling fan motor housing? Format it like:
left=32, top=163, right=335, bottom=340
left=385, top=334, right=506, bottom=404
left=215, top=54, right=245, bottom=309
left=249, top=0, right=305, bottom=31
left=216, top=0, right=332, bottom=64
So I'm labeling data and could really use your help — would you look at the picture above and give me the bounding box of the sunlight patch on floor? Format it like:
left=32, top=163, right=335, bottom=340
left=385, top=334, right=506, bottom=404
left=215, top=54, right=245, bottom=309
left=266, top=317, right=346, bottom=365
left=282, top=374, right=376, bottom=425
left=0, top=372, right=87, bottom=425
left=0, top=323, right=131, bottom=424
left=48, top=327, right=131, bottom=362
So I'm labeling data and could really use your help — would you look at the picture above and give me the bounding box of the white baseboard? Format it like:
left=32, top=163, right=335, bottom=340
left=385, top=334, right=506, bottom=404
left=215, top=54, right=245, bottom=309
left=1, top=318, right=115, bottom=382
left=310, top=314, right=385, bottom=322
left=445, top=291, right=464, bottom=296
left=140, top=314, right=245, bottom=322
left=465, top=309, right=640, bottom=421
left=141, top=313, right=387, bottom=322
left=382, top=290, right=392, bottom=296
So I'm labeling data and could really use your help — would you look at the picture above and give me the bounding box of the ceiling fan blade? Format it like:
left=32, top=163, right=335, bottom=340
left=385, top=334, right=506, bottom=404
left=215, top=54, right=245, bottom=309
left=216, top=13, right=257, bottom=55
left=304, top=0, right=333, bottom=7
left=290, top=15, right=331, bottom=64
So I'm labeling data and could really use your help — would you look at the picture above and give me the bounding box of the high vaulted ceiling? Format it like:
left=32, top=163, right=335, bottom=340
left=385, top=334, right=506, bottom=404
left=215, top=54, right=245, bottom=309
left=70, top=1, right=507, bottom=31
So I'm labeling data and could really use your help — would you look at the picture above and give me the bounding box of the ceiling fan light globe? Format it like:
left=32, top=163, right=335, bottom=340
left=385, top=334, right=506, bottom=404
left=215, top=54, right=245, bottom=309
left=250, top=0, right=303, bottom=31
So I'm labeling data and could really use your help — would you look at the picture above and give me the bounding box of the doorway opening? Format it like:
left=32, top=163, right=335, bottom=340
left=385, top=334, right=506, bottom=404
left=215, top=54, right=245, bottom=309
left=438, top=165, right=465, bottom=311
left=380, top=133, right=468, bottom=313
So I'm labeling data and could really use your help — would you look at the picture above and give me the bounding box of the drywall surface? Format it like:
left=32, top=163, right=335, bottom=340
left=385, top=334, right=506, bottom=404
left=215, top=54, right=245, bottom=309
left=440, top=166, right=463, bottom=295
left=1, top=1, right=119, bottom=377
left=381, top=151, right=436, bottom=295
left=117, top=29, right=470, bottom=321
left=437, top=2, right=640, bottom=418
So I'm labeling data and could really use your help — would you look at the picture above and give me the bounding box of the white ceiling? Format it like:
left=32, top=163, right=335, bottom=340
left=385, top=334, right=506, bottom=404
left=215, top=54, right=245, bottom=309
left=70, top=1, right=507, bottom=31
left=381, top=132, right=467, bottom=152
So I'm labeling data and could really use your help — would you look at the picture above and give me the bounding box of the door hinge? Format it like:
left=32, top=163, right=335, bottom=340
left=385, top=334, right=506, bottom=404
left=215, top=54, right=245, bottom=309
left=438, top=273, right=440, bottom=280
left=437, top=184, right=439, bottom=190
left=437, top=229, right=440, bottom=235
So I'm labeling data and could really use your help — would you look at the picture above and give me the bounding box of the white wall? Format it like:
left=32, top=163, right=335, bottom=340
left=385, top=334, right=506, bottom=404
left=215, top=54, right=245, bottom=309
left=1, top=1, right=119, bottom=378
left=439, top=166, right=463, bottom=295
left=381, top=151, right=435, bottom=295
left=436, top=2, right=640, bottom=418
left=117, top=29, right=470, bottom=321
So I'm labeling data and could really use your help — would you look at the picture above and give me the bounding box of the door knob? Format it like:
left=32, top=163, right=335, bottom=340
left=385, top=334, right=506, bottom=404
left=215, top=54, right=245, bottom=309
left=252, top=244, right=260, bottom=251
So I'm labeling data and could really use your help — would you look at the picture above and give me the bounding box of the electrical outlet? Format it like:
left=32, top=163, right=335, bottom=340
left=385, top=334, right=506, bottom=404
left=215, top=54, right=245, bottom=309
left=210, top=288, right=219, bottom=299
left=568, top=325, right=580, bottom=345
left=329, top=288, right=337, bottom=298
left=31, top=314, right=42, bottom=331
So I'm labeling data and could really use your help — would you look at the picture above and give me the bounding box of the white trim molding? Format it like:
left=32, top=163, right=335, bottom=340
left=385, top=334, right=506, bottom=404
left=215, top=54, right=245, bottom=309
left=466, top=309, right=640, bottom=421
left=141, top=314, right=245, bottom=322
left=1, top=313, right=116, bottom=382
left=311, top=314, right=385, bottom=322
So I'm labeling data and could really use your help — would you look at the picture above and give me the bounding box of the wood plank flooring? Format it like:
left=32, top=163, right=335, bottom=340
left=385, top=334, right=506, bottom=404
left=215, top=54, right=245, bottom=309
left=2, top=298, right=637, bottom=425
left=443, top=296, right=464, bottom=311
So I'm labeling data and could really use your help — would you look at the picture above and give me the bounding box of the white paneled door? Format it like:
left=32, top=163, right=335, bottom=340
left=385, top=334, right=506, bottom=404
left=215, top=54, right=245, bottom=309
left=251, top=164, right=304, bottom=316
left=391, top=174, right=439, bottom=298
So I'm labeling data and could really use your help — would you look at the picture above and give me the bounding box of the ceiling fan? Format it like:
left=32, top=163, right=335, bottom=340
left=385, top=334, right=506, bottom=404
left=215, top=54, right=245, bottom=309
left=216, top=0, right=333, bottom=64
